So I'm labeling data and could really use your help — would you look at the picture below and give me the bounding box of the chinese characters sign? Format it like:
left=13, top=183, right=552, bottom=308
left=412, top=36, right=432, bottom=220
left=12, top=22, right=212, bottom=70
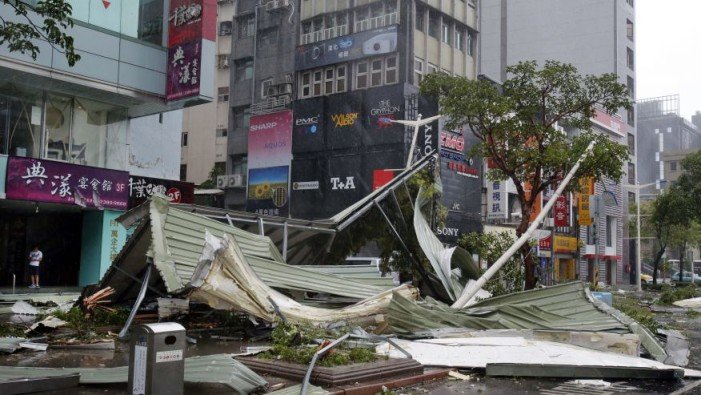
left=6, top=157, right=129, bottom=210
left=553, top=194, right=570, bottom=227
left=166, top=0, right=216, bottom=102
left=128, top=176, right=195, bottom=208
left=487, top=179, right=508, bottom=220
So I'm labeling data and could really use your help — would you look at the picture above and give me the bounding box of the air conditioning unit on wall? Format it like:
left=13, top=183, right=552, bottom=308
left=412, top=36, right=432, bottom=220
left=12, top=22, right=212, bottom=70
left=279, top=83, right=293, bottom=94
left=266, top=0, right=290, bottom=12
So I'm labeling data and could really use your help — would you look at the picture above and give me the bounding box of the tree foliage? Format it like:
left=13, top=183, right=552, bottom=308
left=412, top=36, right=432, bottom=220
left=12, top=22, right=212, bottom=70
left=458, top=231, right=524, bottom=296
left=420, top=60, right=632, bottom=289
left=198, top=164, right=225, bottom=189
left=647, top=188, right=695, bottom=284
left=1, top=0, right=80, bottom=66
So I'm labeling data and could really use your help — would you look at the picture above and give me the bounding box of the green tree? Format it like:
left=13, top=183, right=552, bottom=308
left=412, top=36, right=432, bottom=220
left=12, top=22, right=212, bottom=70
left=648, top=189, right=694, bottom=284
left=421, top=60, right=631, bottom=289
left=1, top=0, right=80, bottom=66
left=198, top=164, right=225, bottom=189
left=458, top=231, right=523, bottom=296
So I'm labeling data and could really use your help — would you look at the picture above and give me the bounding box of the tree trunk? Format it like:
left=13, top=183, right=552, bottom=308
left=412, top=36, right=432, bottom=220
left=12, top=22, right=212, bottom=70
left=651, top=245, right=666, bottom=285
left=516, top=214, right=537, bottom=289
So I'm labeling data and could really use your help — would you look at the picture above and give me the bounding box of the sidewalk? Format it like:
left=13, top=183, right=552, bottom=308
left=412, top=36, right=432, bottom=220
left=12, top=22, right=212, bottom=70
left=0, top=286, right=82, bottom=295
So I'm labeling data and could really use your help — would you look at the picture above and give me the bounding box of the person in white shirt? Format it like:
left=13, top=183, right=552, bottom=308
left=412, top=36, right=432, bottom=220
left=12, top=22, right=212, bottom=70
left=28, top=245, right=43, bottom=289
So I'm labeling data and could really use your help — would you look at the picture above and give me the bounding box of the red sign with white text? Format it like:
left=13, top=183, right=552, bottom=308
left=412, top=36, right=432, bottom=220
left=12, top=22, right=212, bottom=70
left=553, top=194, right=570, bottom=227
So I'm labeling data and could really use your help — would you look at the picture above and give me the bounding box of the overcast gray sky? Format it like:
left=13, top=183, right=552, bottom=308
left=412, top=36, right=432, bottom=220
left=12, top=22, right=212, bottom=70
left=637, top=1, right=701, bottom=120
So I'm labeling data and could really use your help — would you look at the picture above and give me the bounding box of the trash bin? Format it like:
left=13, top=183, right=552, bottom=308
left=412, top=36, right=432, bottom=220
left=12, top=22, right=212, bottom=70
left=128, top=322, right=186, bottom=395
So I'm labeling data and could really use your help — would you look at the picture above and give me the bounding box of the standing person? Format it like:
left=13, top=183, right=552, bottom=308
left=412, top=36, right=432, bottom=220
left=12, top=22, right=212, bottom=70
left=28, top=245, right=42, bottom=289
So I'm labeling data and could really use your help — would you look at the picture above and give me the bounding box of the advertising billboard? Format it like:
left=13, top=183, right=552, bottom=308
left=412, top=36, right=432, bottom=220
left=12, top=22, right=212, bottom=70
left=295, top=25, right=398, bottom=70
left=292, top=96, right=326, bottom=154
left=166, top=0, right=216, bottom=102
left=363, top=87, right=405, bottom=146
left=6, top=157, right=129, bottom=210
left=326, top=91, right=364, bottom=150
left=247, top=110, right=293, bottom=216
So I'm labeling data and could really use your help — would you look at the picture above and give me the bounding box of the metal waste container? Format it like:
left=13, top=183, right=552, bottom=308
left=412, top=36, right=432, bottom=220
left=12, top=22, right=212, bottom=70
left=128, top=322, right=186, bottom=395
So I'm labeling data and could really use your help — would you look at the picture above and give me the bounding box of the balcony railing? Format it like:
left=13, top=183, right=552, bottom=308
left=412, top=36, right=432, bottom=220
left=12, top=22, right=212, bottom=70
left=300, top=24, right=349, bottom=45
left=250, top=96, right=291, bottom=115
left=354, top=11, right=399, bottom=33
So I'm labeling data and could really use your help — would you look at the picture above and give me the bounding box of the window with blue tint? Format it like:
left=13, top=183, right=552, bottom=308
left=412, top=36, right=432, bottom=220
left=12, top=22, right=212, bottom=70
left=67, top=0, right=165, bottom=46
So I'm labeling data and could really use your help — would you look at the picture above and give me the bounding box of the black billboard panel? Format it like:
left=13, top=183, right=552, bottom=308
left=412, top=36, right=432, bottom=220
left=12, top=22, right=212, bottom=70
left=326, top=91, right=364, bottom=150
left=417, top=95, right=439, bottom=159
left=292, top=97, right=325, bottom=154
left=326, top=154, right=367, bottom=214
left=363, top=86, right=406, bottom=146
left=437, top=118, right=483, bottom=243
left=290, top=156, right=330, bottom=219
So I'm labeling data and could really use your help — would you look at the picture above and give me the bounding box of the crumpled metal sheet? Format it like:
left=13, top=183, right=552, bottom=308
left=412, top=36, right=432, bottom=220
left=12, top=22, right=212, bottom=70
left=0, top=354, right=268, bottom=394
left=388, top=282, right=630, bottom=335
left=375, top=337, right=697, bottom=378
left=0, top=337, right=27, bottom=354
left=413, top=187, right=479, bottom=301
left=189, top=232, right=418, bottom=324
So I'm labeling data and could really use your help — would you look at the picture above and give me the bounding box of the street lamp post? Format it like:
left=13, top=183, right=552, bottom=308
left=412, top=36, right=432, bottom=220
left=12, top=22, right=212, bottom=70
left=623, top=182, right=656, bottom=292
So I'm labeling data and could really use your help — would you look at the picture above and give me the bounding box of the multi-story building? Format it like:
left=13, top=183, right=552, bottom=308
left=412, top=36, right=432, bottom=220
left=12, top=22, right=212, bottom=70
left=480, top=0, right=636, bottom=285
left=637, top=95, right=701, bottom=193
left=0, top=0, right=211, bottom=286
left=180, top=0, right=234, bottom=185
left=223, top=0, right=482, bottom=243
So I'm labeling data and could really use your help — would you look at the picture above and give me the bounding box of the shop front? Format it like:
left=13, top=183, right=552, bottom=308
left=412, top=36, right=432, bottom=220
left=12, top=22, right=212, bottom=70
left=1, top=157, right=129, bottom=287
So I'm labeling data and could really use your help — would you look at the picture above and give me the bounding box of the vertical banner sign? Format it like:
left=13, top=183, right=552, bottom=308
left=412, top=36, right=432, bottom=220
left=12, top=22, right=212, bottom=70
left=526, top=182, right=542, bottom=223
left=578, top=178, right=593, bottom=226
left=166, top=0, right=216, bottom=102
left=247, top=110, right=293, bottom=216
left=487, top=179, right=508, bottom=219
left=554, top=194, right=570, bottom=227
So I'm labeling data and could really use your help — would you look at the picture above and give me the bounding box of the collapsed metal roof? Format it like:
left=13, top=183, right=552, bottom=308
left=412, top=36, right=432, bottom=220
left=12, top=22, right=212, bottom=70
left=100, top=154, right=441, bottom=301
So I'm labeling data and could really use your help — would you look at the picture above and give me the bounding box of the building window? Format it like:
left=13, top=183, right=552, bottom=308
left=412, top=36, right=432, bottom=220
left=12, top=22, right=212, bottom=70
left=428, top=11, right=439, bottom=39
left=219, top=21, right=233, bottom=36
left=627, top=133, right=635, bottom=155
left=298, top=64, right=348, bottom=98
left=261, top=78, right=274, bottom=98
left=626, top=19, right=634, bottom=41
left=416, top=5, right=425, bottom=32
left=235, top=58, right=253, bottom=82
left=313, top=70, right=323, bottom=96
left=670, top=161, right=677, bottom=171
left=180, top=164, right=187, bottom=181
left=455, top=28, right=463, bottom=51
left=626, top=0, right=634, bottom=7
left=627, top=107, right=635, bottom=126
left=628, top=162, right=635, bottom=185
left=385, top=56, right=398, bottom=84
left=238, top=14, right=255, bottom=38
left=414, top=57, right=424, bottom=85
left=336, top=65, right=347, bottom=92
left=626, top=47, right=634, bottom=70
left=181, top=132, right=188, bottom=147
left=466, top=32, right=474, bottom=56
left=216, top=128, right=227, bottom=138
left=628, top=192, right=636, bottom=204
left=442, top=23, right=450, bottom=44
left=356, top=61, right=369, bottom=89
left=233, top=107, right=251, bottom=130
left=606, top=216, right=616, bottom=247
left=370, top=59, right=383, bottom=87
left=217, top=54, right=230, bottom=69
left=218, top=87, right=229, bottom=102
left=428, top=63, right=438, bottom=74
left=627, top=76, right=635, bottom=98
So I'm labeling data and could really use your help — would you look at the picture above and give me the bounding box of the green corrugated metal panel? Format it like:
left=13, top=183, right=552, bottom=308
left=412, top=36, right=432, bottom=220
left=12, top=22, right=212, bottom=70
left=148, top=197, right=392, bottom=299
left=0, top=354, right=267, bottom=393
left=388, top=282, right=629, bottom=335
